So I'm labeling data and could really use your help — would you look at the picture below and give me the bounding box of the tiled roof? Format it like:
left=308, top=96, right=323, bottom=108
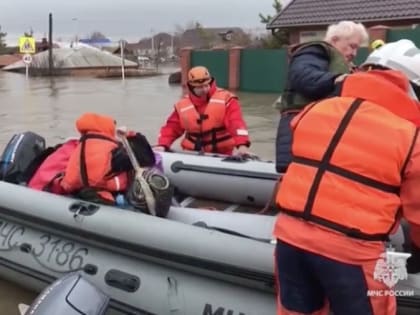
left=180, top=27, right=245, bottom=48
left=267, top=0, right=420, bottom=29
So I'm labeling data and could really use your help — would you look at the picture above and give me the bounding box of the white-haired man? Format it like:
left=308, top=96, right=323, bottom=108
left=275, top=21, right=369, bottom=173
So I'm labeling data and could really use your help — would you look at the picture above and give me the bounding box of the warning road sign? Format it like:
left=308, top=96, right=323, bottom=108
left=19, top=36, right=36, bottom=54
left=22, top=54, right=32, bottom=64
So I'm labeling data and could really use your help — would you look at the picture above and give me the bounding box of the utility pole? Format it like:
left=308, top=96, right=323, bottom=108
left=170, top=32, right=174, bottom=56
left=72, top=17, right=79, bottom=47
left=120, top=39, right=125, bottom=81
left=48, top=13, right=53, bottom=76
left=150, top=29, right=155, bottom=57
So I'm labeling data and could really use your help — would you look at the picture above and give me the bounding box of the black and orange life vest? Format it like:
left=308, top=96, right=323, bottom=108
left=275, top=70, right=420, bottom=241
left=175, top=89, right=236, bottom=153
left=61, top=113, right=128, bottom=203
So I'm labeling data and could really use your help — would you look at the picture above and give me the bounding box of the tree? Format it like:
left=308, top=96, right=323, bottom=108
left=195, top=23, right=216, bottom=49
left=259, top=0, right=282, bottom=24
left=24, top=27, right=34, bottom=37
left=232, top=32, right=252, bottom=47
left=0, top=25, right=7, bottom=53
left=258, top=0, right=289, bottom=48
left=174, top=20, right=201, bottom=36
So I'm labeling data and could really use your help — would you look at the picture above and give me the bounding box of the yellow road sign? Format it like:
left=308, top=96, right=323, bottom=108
left=19, top=36, right=36, bottom=54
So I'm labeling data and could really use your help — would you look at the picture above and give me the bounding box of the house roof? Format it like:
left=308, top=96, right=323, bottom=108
left=0, top=54, right=21, bottom=68
left=3, top=42, right=137, bottom=70
left=136, top=32, right=179, bottom=50
left=180, top=27, right=245, bottom=48
left=267, top=0, right=420, bottom=29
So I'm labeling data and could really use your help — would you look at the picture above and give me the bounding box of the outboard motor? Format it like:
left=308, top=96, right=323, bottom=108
left=0, top=131, right=46, bottom=184
left=20, top=272, right=109, bottom=315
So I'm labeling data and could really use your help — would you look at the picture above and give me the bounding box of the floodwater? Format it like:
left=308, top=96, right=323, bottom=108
left=0, top=70, right=417, bottom=315
left=0, top=68, right=279, bottom=314
left=0, top=69, right=279, bottom=160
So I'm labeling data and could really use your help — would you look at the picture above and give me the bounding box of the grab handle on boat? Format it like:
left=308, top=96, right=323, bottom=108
left=69, top=202, right=100, bottom=217
left=221, top=155, right=249, bottom=163
left=222, top=154, right=260, bottom=163
left=83, top=264, right=98, bottom=275
left=105, top=269, right=140, bottom=293
left=19, top=243, right=32, bottom=253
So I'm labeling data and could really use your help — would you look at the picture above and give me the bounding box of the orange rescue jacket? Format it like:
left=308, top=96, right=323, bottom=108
left=175, top=89, right=236, bottom=153
left=275, top=70, right=420, bottom=241
left=61, top=113, right=128, bottom=202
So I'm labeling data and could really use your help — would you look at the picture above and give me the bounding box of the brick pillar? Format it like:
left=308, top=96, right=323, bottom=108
left=367, top=25, right=390, bottom=51
left=180, top=47, right=193, bottom=87
left=228, top=46, right=242, bottom=91
left=289, top=30, right=300, bottom=45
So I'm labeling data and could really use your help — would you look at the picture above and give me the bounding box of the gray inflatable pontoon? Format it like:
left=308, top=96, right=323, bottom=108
left=0, top=181, right=276, bottom=315
left=0, top=150, right=418, bottom=315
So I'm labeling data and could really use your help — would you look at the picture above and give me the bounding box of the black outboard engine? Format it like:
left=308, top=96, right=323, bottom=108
left=0, top=131, right=46, bottom=184
left=21, top=272, right=109, bottom=315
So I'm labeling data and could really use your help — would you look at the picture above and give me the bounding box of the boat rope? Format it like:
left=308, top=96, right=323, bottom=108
left=192, top=221, right=272, bottom=243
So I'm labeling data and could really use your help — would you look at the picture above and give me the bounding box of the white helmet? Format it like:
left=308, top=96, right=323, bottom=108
left=362, top=39, right=420, bottom=99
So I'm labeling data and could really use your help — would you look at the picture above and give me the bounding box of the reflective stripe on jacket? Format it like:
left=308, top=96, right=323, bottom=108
left=275, top=70, right=420, bottom=241
left=175, top=89, right=236, bottom=153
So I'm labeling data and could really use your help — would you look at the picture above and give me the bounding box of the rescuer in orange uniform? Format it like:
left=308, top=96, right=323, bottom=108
left=273, top=39, right=420, bottom=315
left=155, top=66, right=252, bottom=155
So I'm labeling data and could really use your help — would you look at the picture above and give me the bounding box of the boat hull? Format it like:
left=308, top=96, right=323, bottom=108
left=159, top=151, right=279, bottom=207
left=0, top=181, right=276, bottom=315
left=0, top=149, right=419, bottom=313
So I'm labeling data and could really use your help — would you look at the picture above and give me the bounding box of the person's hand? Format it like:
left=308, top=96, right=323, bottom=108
left=235, top=145, right=259, bottom=160
left=116, top=126, right=136, bottom=137
left=236, top=145, right=250, bottom=155
left=116, top=125, right=128, bottom=136
left=334, top=74, right=348, bottom=83
left=153, top=146, right=166, bottom=152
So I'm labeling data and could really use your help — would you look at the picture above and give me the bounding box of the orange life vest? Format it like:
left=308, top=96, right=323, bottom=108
left=275, top=70, right=420, bottom=241
left=61, top=112, right=130, bottom=204
left=175, top=89, right=236, bottom=153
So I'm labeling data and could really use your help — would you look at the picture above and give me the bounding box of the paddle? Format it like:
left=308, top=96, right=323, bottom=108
left=117, top=128, right=157, bottom=216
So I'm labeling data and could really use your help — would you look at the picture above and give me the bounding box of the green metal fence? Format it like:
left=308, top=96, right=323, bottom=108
left=190, top=50, right=229, bottom=88
left=353, top=47, right=369, bottom=66
left=240, top=49, right=287, bottom=93
left=387, top=28, right=420, bottom=46
left=187, top=28, right=419, bottom=93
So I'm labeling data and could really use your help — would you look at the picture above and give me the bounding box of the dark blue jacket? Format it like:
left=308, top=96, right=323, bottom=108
left=275, top=45, right=341, bottom=173
left=288, top=45, right=340, bottom=100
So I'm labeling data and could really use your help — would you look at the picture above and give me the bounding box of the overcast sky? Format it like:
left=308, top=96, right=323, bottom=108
left=0, top=0, right=288, bottom=45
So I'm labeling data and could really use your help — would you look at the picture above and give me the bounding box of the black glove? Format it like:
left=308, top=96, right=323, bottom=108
left=407, top=243, right=420, bottom=274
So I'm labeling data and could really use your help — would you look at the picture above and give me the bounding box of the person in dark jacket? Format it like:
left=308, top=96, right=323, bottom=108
left=275, top=21, right=369, bottom=173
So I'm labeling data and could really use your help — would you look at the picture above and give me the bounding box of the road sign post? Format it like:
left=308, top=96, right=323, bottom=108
left=19, top=36, right=36, bottom=80
left=19, top=36, right=36, bottom=54
left=22, top=54, right=32, bottom=80
left=120, top=39, right=127, bottom=81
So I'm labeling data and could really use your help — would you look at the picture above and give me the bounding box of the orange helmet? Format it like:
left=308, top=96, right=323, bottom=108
left=187, top=66, right=212, bottom=87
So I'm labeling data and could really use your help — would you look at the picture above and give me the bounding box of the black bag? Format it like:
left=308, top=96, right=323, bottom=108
left=127, top=132, right=156, bottom=167
left=0, top=131, right=46, bottom=184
